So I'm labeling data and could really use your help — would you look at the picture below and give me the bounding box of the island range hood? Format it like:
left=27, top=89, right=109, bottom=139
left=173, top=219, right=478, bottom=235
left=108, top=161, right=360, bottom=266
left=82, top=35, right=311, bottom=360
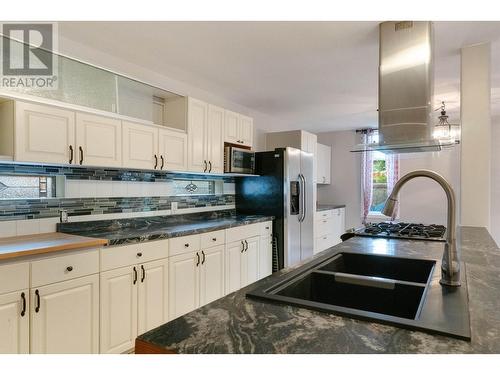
left=352, top=21, right=459, bottom=153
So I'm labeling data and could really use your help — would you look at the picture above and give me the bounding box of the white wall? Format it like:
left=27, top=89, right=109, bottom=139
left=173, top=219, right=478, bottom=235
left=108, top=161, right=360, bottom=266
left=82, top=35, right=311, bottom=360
left=57, top=36, right=286, bottom=152
left=316, top=130, right=362, bottom=230
left=316, top=130, right=461, bottom=229
left=491, top=115, right=500, bottom=246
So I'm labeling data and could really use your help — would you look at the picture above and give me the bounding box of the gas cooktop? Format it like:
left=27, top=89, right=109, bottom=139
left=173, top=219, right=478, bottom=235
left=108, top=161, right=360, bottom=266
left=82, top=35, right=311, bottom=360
left=354, top=222, right=446, bottom=242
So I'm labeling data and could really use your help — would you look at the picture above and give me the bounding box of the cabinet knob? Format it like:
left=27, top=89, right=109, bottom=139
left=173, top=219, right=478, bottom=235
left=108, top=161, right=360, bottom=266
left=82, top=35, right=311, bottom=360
left=265, top=226, right=269, bottom=230
left=212, top=238, right=217, bottom=242
left=66, top=266, right=73, bottom=272
left=185, top=243, right=190, bottom=247
left=137, top=252, right=143, bottom=257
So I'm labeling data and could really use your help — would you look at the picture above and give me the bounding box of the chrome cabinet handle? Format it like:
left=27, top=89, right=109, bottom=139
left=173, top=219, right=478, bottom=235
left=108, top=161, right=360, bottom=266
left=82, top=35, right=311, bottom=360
left=196, top=252, right=200, bottom=266
left=69, top=145, right=74, bottom=164
left=133, top=267, right=137, bottom=285
left=21, top=292, right=26, bottom=317
left=160, top=155, right=165, bottom=170
left=78, top=146, right=83, bottom=165
left=203, top=160, right=207, bottom=173
left=208, top=161, right=212, bottom=173
left=201, top=251, right=206, bottom=265
left=154, top=154, right=158, bottom=169
left=35, top=290, right=40, bottom=313
left=141, top=265, right=145, bottom=283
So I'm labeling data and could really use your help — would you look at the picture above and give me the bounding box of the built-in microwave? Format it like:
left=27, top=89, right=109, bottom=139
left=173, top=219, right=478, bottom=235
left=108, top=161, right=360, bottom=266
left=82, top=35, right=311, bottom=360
left=224, top=146, right=255, bottom=174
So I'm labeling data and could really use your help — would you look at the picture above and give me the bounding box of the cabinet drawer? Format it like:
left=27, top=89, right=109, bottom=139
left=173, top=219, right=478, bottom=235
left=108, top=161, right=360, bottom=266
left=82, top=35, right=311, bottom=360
left=315, top=210, right=334, bottom=220
left=101, top=240, right=169, bottom=271
left=200, top=230, right=225, bottom=249
left=31, top=249, right=99, bottom=287
left=315, top=234, right=334, bottom=253
left=169, top=234, right=200, bottom=256
left=225, top=223, right=261, bottom=243
left=316, top=217, right=334, bottom=237
left=0, top=261, right=29, bottom=294
left=260, top=221, right=273, bottom=237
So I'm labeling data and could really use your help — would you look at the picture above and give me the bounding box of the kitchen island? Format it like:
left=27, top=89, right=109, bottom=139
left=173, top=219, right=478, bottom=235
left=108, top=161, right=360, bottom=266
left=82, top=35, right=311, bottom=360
left=135, top=226, right=500, bottom=353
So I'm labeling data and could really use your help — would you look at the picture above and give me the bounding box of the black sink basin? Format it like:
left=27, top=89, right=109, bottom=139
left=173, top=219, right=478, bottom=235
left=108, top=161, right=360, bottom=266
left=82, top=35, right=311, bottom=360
left=246, top=251, right=471, bottom=340
left=317, top=252, right=435, bottom=284
left=275, top=271, right=426, bottom=320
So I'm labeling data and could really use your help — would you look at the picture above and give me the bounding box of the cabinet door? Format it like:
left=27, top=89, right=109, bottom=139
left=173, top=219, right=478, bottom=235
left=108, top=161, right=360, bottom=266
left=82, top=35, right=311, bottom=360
left=15, top=101, right=75, bottom=164
left=239, top=115, right=254, bottom=147
left=242, top=236, right=260, bottom=287
left=225, top=240, right=244, bottom=294
left=224, top=110, right=239, bottom=144
left=199, top=245, right=225, bottom=306
left=122, top=121, right=159, bottom=170
left=100, top=266, right=137, bottom=354
left=138, top=258, right=169, bottom=335
left=207, top=105, right=225, bottom=173
left=187, top=98, right=208, bottom=172
left=76, top=113, right=122, bottom=167
left=316, top=143, right=331, bottom=184
left=31, top=274, right=99, bottom=354
left=0, top=290, right=29, bottom=354
left=330, top=209, right=344, bottom=247
left=168, top=252, right=199, bottom=320
left=158, top=128, right=188, bottom=171
left=259, top=236, right=273, bottom=280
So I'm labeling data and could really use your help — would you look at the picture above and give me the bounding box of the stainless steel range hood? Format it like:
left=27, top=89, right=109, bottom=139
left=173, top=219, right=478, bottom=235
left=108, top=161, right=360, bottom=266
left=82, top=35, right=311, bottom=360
left=352, top=21, right=458, bottom=153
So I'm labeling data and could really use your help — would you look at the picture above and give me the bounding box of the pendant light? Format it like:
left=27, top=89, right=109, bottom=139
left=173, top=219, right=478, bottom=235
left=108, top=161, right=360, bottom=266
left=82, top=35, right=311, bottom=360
left=433, top=101, right=460, bottom=142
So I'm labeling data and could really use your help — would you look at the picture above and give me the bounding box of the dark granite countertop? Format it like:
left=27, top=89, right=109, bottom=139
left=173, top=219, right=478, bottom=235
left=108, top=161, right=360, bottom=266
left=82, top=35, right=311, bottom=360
left=136, top=226, right=500, bottom=353
left=317, top=203, right=346, bottom=211
left=57, top=210, right=273, bottom=246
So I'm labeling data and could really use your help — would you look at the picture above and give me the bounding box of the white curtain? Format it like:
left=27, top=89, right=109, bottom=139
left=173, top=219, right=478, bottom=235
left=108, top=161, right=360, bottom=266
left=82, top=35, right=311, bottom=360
left=361, top=132, right=374, bottom=224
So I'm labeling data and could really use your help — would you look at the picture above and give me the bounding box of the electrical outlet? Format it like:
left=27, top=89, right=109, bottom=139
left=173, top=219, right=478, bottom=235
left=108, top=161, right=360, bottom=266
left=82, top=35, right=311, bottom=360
left=171, top=201, right=178, bottom=213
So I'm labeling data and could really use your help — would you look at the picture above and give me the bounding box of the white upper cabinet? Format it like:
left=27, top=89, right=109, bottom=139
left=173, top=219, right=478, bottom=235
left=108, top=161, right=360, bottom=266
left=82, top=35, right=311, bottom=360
left=224, top=110, right=254, bottom=148
left=207, top=105, right=225, bottom=173
left=30, top=274, right=99, bottom=354
left=224, top=110, right=239, bottom=145
left=316, top=143, right=331, bottom=185
left=15, top=101, right=75, bottom=164
left=137, top=258, right=169, bottom=336
left=122, top=121, right=159, bottom=170
left=158, top=128, right=187, bottom=171
left=239, top=115, right=254, bottom=147
left=0, top=289, right=29, bottom=354
left=76, top=113, right=122, bottom=168
left=187, top=98, right=209, bottom=172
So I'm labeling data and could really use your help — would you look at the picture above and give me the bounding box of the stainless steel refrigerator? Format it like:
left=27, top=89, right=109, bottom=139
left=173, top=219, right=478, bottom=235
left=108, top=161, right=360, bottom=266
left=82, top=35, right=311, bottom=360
left=235, top=147, right=314, bottom=270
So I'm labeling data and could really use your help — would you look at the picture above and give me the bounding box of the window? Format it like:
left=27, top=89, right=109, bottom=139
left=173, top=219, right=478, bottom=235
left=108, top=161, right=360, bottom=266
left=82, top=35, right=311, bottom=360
left=361, top=130, right=399, bottom=221
left=171, top=179, right=216, bottom=196
left=370, top=152, right=388, bottom=213
left=0, top=175, right=57, bottom=199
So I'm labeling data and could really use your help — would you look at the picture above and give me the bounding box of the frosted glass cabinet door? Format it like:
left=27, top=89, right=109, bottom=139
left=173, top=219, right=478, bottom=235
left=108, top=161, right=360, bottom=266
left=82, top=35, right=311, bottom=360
left=0, top=290, right=29, bottom=354
left=30, top=275, right=99, bottom=354
left=76, top=113, right=122, bottom=168
left=15, top=101, right=76, bottom=165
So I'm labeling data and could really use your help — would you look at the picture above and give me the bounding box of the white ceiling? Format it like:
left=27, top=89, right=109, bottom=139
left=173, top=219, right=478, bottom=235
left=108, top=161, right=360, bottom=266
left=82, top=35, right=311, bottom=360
left=58, top=21, right=500, bottom=133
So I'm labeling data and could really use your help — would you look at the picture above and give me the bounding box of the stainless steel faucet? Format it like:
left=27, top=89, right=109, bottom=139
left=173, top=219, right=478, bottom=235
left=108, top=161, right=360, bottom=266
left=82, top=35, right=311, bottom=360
left=382, top=169, right=461, bottom=287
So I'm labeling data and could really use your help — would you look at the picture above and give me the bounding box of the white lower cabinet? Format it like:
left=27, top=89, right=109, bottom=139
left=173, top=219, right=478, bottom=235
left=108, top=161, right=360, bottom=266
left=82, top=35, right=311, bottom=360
left=100, top=258, right=168, bottom=354
left=259, top=236, right=273, bottom=279
left=0, top=289, right=29, bottom=354
left=31, top=274, right=99, bottom=354
left=314, top=208, right=345, bottom=254
left=169, top=244, right=225, bottom=320
left=225, top=236, right=261, bottom=293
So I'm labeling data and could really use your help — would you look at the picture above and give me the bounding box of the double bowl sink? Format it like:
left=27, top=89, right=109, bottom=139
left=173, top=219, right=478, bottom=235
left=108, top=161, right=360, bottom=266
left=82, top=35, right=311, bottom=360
left=247, top=251, right=471, bottom=340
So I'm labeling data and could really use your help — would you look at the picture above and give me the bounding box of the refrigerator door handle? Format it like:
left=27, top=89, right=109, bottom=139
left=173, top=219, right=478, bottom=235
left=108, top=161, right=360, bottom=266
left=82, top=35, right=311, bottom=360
left=298, top=173, right=306, bottom=222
